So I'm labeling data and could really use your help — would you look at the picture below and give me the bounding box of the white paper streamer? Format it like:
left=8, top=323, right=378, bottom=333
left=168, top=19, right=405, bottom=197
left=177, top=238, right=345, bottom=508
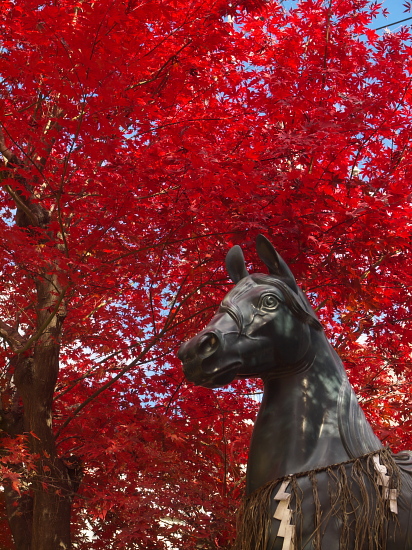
left=273, top=479, right=295, bottom=550
left=373, top=454, right=398, bottom=514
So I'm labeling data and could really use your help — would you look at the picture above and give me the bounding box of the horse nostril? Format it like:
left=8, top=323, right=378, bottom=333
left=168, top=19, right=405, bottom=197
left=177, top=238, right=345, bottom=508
left=177, top=342, right=187, bottom=361
left=198, top=333, right=219, bottom=357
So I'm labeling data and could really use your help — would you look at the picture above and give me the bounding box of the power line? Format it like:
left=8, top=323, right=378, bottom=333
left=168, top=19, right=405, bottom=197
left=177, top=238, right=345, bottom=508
left=374, top=15, right=412, bottom=31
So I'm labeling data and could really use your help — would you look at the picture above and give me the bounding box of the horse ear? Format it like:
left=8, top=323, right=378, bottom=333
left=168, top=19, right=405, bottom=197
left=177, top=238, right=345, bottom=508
left=256, top=234, right=299, bottom=293
left=225, top=245, right=249, bottom=283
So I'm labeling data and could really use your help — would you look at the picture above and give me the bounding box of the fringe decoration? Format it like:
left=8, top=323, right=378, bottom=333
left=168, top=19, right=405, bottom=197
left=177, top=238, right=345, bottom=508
left=232, top=449, right=400, bottom=550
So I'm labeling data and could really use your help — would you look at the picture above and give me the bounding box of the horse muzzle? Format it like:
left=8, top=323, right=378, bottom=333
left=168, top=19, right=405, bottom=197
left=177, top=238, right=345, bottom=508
left=178, top=330, right=221, bottom=363
left=178, top=330, right=241, bottom=388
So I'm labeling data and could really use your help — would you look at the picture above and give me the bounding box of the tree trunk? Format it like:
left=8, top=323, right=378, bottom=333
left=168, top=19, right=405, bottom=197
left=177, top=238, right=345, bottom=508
left=3, top=484, right=32, bottom=550
left=11, top=273, right=75, bottom=550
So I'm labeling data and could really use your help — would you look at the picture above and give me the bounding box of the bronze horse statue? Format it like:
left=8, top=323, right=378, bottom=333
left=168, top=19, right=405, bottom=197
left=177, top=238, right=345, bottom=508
left=178, top=235, right=412, bottom=550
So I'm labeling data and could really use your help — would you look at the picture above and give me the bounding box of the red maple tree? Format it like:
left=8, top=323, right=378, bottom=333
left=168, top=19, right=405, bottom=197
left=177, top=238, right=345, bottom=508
left=0, top=0, right=411, bottom=548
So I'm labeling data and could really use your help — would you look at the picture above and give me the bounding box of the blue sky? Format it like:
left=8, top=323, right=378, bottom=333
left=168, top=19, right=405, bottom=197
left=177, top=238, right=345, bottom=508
left=279, top=1, right=412, bottom=33
left=370, top=1, right=412, bottom=33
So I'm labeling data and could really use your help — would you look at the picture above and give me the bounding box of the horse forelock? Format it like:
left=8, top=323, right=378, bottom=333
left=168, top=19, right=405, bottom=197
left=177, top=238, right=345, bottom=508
left=221, top=278, right=257, bottom=333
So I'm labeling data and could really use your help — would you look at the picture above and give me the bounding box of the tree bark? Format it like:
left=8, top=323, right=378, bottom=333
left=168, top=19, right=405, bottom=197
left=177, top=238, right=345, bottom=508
left=3, top=484, right=32, bottom=550
left=12, top=272, right=74, bottom=550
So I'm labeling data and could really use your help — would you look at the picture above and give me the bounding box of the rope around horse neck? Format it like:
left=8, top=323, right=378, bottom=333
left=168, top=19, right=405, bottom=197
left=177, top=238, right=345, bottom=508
left=268, top=447, right=387, bottom=486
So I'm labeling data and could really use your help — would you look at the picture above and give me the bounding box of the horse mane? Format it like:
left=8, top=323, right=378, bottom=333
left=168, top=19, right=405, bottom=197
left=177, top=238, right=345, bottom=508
left=338, top=378, right=383, bottom=457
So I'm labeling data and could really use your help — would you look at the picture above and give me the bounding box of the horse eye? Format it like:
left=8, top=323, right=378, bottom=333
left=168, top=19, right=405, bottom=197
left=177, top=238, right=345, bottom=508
left=260, top=294, right=279, bottom=310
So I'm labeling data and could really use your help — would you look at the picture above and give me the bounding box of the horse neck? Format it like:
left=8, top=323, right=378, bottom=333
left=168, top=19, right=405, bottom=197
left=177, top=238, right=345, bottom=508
left=245, top=330, right=382, bottom=496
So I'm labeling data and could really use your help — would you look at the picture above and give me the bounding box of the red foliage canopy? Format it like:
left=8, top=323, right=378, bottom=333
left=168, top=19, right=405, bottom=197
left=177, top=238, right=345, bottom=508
left=0, top=0, right=411, bottom=548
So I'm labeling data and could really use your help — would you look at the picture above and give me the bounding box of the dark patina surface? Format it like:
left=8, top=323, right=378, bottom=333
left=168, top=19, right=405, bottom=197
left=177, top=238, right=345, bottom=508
left=178, top=236, right=412, bottom=549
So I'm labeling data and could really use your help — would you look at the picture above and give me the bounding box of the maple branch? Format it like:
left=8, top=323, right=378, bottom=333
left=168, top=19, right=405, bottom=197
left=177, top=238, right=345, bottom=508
left=321, top=0, right=333, bottom=88
left=16, top=286, right=68, bottom=355
left=137, top=117, right=227, bottom=137
left=134, top=10, right=198, bottom=67
left=54, top=267, right=220, bottom=435
left=164, top=378, right=185, bottom=415
left=0, top=124, right=51, bottom=228
left=0, top=320, right=26, bottom=351
left=2, top=184, right=40, bottom=227
left=348, top=78, right=412, bottom=183
left=53, top=259, right=222, bottom=404
left=54, top=300, right=215, bottom=401
left=53, top=341, right=193, bottom=409
left=128, top=40, right=193, bottom=91
left=55, top=333, right=164, bottom=438
left=105, top=230, right=238, bottom=265
left=37, top=103, right=64, bottom=170
left=314, top=299, right=327, bottom=312
left=56, top=203, right=70, bottom=256
left=0, top=123, right=23, bottom=169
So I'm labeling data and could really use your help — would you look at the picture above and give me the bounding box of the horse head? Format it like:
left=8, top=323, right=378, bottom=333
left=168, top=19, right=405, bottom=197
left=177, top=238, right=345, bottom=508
left=178, top=235, right=322, bottom=388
